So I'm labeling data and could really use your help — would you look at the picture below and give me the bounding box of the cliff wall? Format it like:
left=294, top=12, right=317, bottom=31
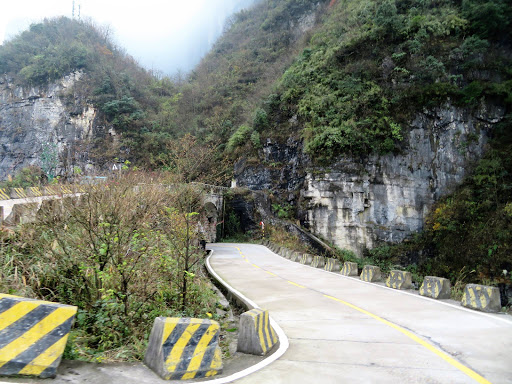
left=0, top=72, right=101, bottom=179
left=235, top=103, right=504, bottom=255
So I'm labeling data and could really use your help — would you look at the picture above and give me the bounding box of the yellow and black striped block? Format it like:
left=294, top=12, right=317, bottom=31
left=461, top=284, right=501, bottom=313
left=289, top=252, right=300, bottom=262
left=386, top=270, right=413, bottom=290
left=11, top=188, right=27, bottom=199
left=324, top=258, right=341, bottom=272
left=360, top=265, right=382, bottom=282
left=60, top=185, right=73, bottom=194
left=0, top=294, right=77, bottom=378
left=237, top=308, right=277, bottom=356
left=27, top=187, right=43, bottom=197
left=341, top=262, right=358, bottom=276
left=419, top=276, right=451, bottom=300
left=299, top=253, right=313, bottom=265
left=44, top=186, right=59, bottom=196
left=0, top=188, right=10, bottom=200
left=311, top=256, right=325, bottom=268
left=144, top=317, right=222, bottom=380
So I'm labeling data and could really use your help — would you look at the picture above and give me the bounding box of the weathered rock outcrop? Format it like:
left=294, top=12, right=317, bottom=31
left=235, top=103, right=504, bottom=255
left=0, top=73, right=104, bottom=180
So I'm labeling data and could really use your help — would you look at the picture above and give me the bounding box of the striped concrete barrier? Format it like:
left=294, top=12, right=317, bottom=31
left=60, top=185, right=73, bottom=194
left=386, top=270, right=413, bottom=290
left=144, top=317, right=223, bottom=380
left=281, top=249, right=291, bottom=259
left=289, top=252, right=300, bottom=262
left=341, top=262, right=358, bottom=276
left=27, top=187, right=43, bottom=197
left=0, top=188, right=10, bottom=200
left=419, top=276, right=451, bottom=300
left=44, top=186, right=60, bottom=196
left=324, top=258, right=341, bottom=272
left=360, top=265, right=382, bottom=282
left=311, top=256, right=325, bottom=268
left=0, top=294, right=77, bottom=378
left=237, top=308, right=277, bottom=356
left=461, top=284, right=501, bottom=313
left=11, top=188, right=28, bottom=199
left=299, top=253, right=314, bottom=265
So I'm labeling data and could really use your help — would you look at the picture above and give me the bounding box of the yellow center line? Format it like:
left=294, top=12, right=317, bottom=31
left=265, top=271, right=277, bottom=277
left=323, top=295, right=491, bottom=384
left=287, top=281, right=305, bottom=288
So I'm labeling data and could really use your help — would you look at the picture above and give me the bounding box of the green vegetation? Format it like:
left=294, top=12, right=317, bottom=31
left=0, top=176, right=217, bottom=360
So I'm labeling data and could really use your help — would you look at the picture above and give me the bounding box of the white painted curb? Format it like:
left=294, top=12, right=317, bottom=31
left=201, top=251, right=289, bottom=383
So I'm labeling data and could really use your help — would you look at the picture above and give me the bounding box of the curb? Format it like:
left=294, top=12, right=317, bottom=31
left=202, top=251, right=289, bottom=383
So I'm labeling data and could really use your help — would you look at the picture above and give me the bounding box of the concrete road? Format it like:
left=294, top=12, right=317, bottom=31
left=208, top=243, right=512, bottom=384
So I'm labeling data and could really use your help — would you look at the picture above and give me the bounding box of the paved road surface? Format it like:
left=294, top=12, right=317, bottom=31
left=208, top=243, right=512, bottom=384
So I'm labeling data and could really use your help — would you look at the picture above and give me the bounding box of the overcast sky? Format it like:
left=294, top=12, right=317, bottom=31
left=0, top=0, right=257, bottom=75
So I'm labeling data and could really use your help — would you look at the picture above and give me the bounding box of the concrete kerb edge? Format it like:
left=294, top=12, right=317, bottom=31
left=260, top=245, right=512, bottom=325
left=203, top=251, right=289, bottom=384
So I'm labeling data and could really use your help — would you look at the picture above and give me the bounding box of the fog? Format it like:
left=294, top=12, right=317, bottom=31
left=0, top=0, right=259, bottom=76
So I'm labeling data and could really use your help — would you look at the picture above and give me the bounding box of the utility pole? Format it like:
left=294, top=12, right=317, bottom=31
left=72, top=0, right=75, bottom=18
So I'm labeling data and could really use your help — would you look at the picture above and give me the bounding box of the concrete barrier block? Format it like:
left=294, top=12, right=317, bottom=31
left=27, top=187, right=43, bottom=197
left=386, top=270, right=413, bottom=290
left=289, top=252, right=300, bottom=262
left=341, top=262, right=358, bottom=276
left=0, top=188, right=10, bottom=200
left=299, top=253, right=314, bottom=265
left=360, top=265, right=382, bottom=282
left=60, top=185, right=73, bottom=194
left=461, top=284, right=501, bottom=313
left=311, top=256, right=325, bottom=268
left=10, top=188, right=28, bottom=199
left=44, top=186, right=59, bottom=196
left=324, top=258, right=341, bottom=272
left=419, top=276, right=451, bottom=300
left=144, top=317, right=222, bottom=380
left=237, top=308, right=277, bottom=356
left=0, top=294, right=77, bottom=378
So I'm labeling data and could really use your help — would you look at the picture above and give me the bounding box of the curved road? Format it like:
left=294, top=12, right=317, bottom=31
left=208, top=243, right=512, bottom=384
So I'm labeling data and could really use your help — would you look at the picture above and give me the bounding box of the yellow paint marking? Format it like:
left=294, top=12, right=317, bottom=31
left=263, top=310, right=272, bottom=349
left=0, top=301, right=41, bottom=332
left=0, top=308, right=75, bottom=369
left=287, top=281, right=305, bottom=288
left=161, top=319, right=179, bottom=346
left=181, top=324, right=218, bottom=379
left=257, top=311, right=266, bottom=353
left=165, top=323, right=202, bottom=370
left=323, top=295, right=491, bottom=384
left=252, top=264, right=261, bottom=269
left=18, top=336, right=68, bottom=375
left=265, top=271, right=276, bottom=277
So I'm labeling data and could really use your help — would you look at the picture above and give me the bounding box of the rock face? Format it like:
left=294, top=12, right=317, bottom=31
left=235, top=104, right=504, bottom=256
left=0, top=73, right=102, bottom=180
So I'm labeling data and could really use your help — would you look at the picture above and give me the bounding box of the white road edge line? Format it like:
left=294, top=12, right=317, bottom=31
left=256, top=244, right=512, bottom=325
left=202, top=250, right=289, bottom=384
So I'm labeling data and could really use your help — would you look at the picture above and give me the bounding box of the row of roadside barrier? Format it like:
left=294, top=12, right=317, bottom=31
left=261, top=240, right=504, bottom=314
left=1, top=287, right=279, bottom=381
left=0, top=185, right=84, bottom=201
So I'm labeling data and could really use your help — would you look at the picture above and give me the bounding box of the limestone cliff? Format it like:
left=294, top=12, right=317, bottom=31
left=235, top=103, right=504, bottom=255
left=0, top=72, right=105, bottom=180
